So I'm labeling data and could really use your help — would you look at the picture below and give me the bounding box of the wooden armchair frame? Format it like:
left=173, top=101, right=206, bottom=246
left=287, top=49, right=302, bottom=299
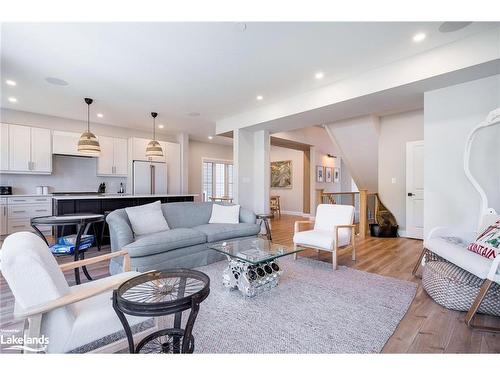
left=14, top=250, right=155, bottom=353
left=293, top=219, right=356, bottom=270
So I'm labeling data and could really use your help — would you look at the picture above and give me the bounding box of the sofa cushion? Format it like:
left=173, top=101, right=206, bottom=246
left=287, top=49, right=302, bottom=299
left=125, top=201, right=169, bottom=236
left=467, top=220, right=500, bottom=260
left=209, top=204, right=240, bottom=224
left=162, top=202, right=214, bottom=228
left=192, top=223, right=261, bottom=243
left=124, top=228, right=207, bottom=258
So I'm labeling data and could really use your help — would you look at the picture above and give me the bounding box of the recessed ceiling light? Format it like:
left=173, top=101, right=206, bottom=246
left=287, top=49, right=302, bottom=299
left=8, top=97, right=18, bottom=103
left=208, top=136, right=213, bottom=140
left=5, top=79, right=16, bottom=86
left=256, top=95, right=263, bottom=101
left=188, top=112, right=201, bottom=117
left=413, top=32, right=426, bottom=43
left=97, top=113, right=104, bottom=118
left=315, top=72, right=324, bottom=80
left=45, top=77, right=69, bottom=86
left=158, top=124, right=164, bottom=129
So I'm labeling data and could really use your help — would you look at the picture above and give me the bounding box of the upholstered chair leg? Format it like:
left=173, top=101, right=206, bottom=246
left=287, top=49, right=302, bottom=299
left=332, top=251, right=337, bottom=270
left=293, top=244, right=298, bottom=260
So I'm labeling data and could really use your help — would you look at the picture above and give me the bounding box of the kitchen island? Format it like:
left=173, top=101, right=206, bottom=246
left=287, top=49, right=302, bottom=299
left=52, top=193, right=198, bottom=243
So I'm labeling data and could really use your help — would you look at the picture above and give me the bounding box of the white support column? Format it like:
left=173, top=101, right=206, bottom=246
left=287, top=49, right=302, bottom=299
left=177, top=133, right=189, bottom=194
left=253, top=130, right=270, bottom=215
left=233, top=128, right=270, bottom=213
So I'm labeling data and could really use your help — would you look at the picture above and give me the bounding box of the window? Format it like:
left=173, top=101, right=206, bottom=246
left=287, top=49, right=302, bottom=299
left=202, top=159, right=233, bottom=201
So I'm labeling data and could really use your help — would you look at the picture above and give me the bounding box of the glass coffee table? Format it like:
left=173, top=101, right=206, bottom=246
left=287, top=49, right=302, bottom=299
left=208, top=238, right=304, bottom=297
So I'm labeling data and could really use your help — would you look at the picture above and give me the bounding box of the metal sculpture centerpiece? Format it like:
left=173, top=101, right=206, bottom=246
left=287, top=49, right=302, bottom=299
left=113, top=269, right=210, bottom=354
left=209, top=238, right=303, bottom=297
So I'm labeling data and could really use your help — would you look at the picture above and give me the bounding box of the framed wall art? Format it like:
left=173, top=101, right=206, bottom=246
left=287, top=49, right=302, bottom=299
left=271, top=160, right=292, bottom=188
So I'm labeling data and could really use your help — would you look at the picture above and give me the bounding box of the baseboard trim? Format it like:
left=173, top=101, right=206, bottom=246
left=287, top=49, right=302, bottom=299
left=280, top=210, right=309, bottom=217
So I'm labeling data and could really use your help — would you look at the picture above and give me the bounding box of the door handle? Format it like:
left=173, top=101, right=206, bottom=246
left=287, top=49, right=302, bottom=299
left=407, top=193, right=414, bottom=197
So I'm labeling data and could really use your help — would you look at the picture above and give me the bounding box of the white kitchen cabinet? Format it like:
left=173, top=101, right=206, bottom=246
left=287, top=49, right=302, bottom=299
left=97, top=136, right=128, bottom=176
left=5, top=124, right=52, bottom=174
left=9, top=124, right=31, bottom=171
left=96, top=135, right=114, bottom=175
left=0, top=124, right=9, bottom=170
left=130, top=137, right=167, bottom=163
left=113, top=137, right=128, bottom=175
left=3, top=196, right=52, bottom=236
left=0, top=199, right=7, bottom=236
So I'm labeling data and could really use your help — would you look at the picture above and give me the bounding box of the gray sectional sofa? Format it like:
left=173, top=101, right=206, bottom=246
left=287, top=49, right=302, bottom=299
left=106, top=201, right=261, bottom=274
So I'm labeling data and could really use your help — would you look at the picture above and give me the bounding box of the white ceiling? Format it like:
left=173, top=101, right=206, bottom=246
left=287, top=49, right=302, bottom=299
left=1, top=22, right=498, bottom=137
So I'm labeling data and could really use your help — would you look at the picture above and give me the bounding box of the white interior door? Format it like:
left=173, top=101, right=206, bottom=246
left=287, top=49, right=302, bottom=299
left=406, top=140, right=424, bottom=239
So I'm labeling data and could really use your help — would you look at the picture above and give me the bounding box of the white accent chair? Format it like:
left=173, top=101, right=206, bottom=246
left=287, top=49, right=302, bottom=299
left=0, top=231, right=155, bottom=353
left=293, top=204, right=356, bottom=270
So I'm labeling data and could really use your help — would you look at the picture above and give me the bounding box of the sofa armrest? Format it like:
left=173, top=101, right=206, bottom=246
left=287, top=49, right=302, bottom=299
left=239, top=207, right=257, bottom=224
left=106, top=210, right=134, bottom=252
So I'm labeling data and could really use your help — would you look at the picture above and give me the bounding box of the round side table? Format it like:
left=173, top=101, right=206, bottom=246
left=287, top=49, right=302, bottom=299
left=113, top=269, right=210, bottom=354
left=256, top=213, right=273, bottom=241
left=31, top=214, right=104, bottom=284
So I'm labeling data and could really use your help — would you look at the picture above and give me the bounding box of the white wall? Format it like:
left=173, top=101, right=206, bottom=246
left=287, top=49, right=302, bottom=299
left=273, top=127, right=342, bottom=196
left=272, top=126, right=344, bottom=215
left=325, top=115, right=379, bottom=192
left=378, top=109, right=424, bottom=233
left=270, top=146, right=304, bottom=214
left=424, top=74, right=500, bottom=237
left=188, top=140, right=233, bottom=201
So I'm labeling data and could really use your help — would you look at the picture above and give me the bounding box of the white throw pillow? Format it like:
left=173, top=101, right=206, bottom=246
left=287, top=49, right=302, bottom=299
left=125, top=201, right=169, bottom=236
left=209, top=204, right=240, bottom=224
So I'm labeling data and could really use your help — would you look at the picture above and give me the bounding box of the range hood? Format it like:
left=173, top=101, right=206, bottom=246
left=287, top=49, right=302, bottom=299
left=52, top=130, right=99, bottom=158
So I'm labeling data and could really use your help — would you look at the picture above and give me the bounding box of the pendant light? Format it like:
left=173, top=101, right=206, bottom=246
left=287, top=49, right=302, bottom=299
left=77, top=97, right=101, bottom=155
left=145, top=112, right=164, bottom=157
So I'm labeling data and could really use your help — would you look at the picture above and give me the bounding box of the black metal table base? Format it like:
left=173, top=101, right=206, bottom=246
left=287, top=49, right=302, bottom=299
left=113, top=269, right=210, bottom=354
left=31, top=214, right=104, bottom=285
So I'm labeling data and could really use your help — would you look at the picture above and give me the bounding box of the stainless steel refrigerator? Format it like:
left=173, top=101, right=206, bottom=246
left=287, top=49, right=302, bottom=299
left=132, top=161, right=168, bottom=194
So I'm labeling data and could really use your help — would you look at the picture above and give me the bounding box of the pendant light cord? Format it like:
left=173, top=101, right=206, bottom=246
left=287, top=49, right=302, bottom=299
left=87, top=103, right=90, bottom=132
left=153, top=117, right=156, bottom=140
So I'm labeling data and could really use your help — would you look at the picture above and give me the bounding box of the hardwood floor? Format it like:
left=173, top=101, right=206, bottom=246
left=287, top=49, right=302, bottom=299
left=1, top=214, right=499, bottom=353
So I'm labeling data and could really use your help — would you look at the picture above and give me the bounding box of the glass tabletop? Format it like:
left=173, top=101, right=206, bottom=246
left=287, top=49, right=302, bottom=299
left=208, top=238, right=304, bottom=265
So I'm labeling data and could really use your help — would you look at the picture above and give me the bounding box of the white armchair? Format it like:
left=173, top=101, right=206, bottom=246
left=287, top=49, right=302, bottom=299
left=293, top=204, right=356, bottom=270
left=1, top=231, right=155, bottom=353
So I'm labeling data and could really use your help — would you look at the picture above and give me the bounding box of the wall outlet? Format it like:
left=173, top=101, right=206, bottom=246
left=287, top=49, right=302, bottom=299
left=391, top=177, right=397, bottom=184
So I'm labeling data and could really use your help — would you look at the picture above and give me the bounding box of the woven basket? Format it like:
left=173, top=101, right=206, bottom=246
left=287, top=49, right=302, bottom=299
left=422, top=260, right=500, bottom=316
